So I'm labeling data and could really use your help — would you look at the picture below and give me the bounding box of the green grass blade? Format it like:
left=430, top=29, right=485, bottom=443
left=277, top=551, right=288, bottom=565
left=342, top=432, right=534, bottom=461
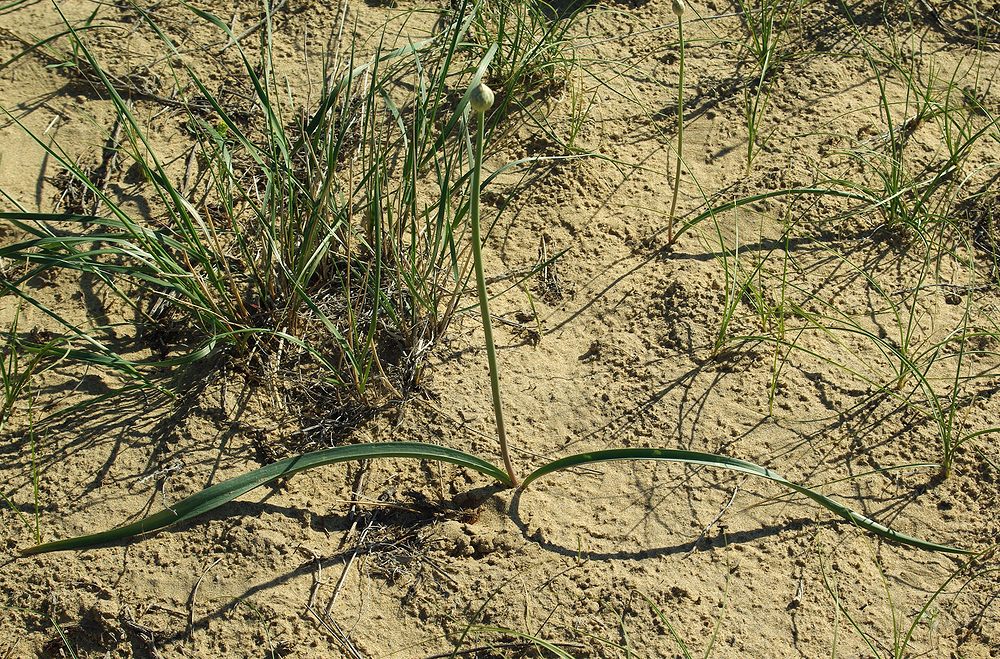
left=674, top=186, right=874, bottom=241
left=470, top=626, right=576, bottom=659
left=21, top=442, right=511, bottom=556
left=0, top=24, right=112, bottom=75
left=520, top=449, right=971, bottom=554
left=636, top=592, right=694, bottom=659
left=421, top=43, right=498, bottom=169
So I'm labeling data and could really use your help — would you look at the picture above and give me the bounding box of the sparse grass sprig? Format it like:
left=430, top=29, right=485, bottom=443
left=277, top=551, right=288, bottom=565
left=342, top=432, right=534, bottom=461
left=713, top=237, right=1000, bottom=478
left=838, top=27, right=1000, bottom=243
left=725, top=314, right=998, bottom=477
left=672, top=185, right=876, bottom=244
left=667, top=0, right=686, bottom=245
left=734, top=0, right=796, bottom=171
left=0, top=316, right=50, bottom=434
left=470, top=0, right=582, bottom=122
left=823, top=546, right=998, bottom=659
left=463, top=626, right=578, bottom=658
left=707, top=207, right=788, bottom=358
left=636, top=585, right=728, bottom=659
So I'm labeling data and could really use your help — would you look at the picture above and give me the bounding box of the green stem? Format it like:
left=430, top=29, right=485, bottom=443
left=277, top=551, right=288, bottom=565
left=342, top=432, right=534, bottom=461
left=668, top=18, right=685, bottom=244
left=471, top=107, right=519, bottom=486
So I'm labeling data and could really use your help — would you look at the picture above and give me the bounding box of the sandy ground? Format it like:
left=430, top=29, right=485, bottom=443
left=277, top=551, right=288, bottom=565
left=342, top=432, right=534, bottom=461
left=2, top=0, right=999, bottom=657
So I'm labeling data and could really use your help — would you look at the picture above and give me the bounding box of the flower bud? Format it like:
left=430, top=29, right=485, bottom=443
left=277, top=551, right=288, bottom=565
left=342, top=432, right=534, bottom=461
left=470, top=81, right=495, bottom=114
left=672, top=0, right=685, bottom=17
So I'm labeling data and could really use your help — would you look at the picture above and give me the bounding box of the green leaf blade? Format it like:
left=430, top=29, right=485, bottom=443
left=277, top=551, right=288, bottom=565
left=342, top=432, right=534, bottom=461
left=520, top=448, right=972, bottom=555
left=21, top=442, right=510, bottom=556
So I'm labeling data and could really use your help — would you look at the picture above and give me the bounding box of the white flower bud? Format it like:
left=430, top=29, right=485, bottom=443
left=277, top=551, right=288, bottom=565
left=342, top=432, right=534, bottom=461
left=470, top=81, right=495, bottom=114
left=672, top=0, right=685, bottom=17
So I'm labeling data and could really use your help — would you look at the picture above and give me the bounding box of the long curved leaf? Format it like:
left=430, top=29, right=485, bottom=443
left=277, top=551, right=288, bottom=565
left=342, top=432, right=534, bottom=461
left=21, top=442, right=511, bottom=556
left=520, top=449, right=971, bottom=554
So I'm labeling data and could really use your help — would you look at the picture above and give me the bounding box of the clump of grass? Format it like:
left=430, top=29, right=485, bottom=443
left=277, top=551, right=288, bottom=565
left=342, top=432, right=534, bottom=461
left=0, top=1, right=511, bottom=409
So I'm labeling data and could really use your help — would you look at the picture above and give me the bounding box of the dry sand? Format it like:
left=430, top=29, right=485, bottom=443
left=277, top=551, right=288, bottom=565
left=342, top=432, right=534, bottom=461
left=2, top=0, right=999, bottom=656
